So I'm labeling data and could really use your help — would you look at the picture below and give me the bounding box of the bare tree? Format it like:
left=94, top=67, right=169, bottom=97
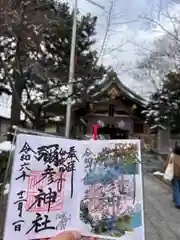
left=133, top=7, right=180, bottom=94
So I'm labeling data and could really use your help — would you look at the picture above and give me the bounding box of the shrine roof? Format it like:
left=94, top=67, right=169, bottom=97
left=43, top=73, right=146, bottom=115
left=89, top=77, right=145, bottom=107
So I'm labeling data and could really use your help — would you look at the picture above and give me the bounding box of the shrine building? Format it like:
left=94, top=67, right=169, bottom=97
left=66, top=74, right=148, bottom=139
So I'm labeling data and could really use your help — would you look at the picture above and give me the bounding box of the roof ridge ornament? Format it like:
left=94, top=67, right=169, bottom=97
left=107, top=86, right=120, bottom=99
left=112, top=76, right=116, bottom=82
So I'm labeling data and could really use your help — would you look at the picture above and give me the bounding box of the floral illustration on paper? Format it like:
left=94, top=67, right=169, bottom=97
left=80, top=142, right=143, bottom=238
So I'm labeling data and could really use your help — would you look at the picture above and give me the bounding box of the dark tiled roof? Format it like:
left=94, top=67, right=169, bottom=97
left=89, top=77, right=145, bottom=106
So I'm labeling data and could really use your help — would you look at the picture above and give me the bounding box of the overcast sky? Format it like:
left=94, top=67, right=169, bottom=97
left=66, top=0, right=180, bottom=96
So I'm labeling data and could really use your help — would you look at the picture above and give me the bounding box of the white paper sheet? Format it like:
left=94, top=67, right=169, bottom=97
left=4, top=136, right=145, bottom=240
left=4, top=134, right=83, bottom=240
left=77, top=140, right=145, bottom=240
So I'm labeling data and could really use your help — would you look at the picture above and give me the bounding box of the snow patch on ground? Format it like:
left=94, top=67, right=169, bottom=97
left=0, top=141, right=14, bottom=152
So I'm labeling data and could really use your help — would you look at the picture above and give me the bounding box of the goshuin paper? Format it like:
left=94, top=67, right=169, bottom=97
left=78, top=140, right=144, bottom=240
left=4, top=134, right=145, bottom=240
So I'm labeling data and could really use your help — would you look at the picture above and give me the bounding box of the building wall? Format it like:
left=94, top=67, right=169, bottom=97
left=45, top=123, right=65, bottom=136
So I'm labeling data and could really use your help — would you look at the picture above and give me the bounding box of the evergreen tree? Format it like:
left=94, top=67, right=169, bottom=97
left=0, top=0, right=60, bottom=126
left=144, top=71, right=180, bottom=132
left=0, top=0, right=106, bottom=130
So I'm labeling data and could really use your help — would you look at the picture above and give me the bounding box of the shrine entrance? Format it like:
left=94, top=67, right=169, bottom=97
left=98, top=124, right=129, bottom=139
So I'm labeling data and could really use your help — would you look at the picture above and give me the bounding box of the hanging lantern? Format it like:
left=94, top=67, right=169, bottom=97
left=132, top=104, right=137, bottom=112
left=118, top=120, right=125, bottom=129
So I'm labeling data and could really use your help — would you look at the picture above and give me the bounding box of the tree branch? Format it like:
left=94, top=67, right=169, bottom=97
left=140, top=15, right=180, bottom=43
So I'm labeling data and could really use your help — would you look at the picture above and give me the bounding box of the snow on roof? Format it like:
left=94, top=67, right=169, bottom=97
left=0, top=93, right=24, bottom=120
left=150, top=124, right=166, bottom=130
left=0, top=83, right=11, bottom=94
left=91, top=77, right=145, bottom=106
left=49, top=116, right=63, bottom=122
left=0, top=140, right=14, bottom=152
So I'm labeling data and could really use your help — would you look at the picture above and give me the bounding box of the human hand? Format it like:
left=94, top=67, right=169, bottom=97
left=50, top=231, right=81, bottom=240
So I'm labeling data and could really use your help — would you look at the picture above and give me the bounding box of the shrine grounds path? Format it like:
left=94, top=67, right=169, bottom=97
left=144, top=173, right=180, bottom=240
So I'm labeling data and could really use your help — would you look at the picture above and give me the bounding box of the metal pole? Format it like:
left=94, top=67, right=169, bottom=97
left=65, top=0, right=78, bottom=138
